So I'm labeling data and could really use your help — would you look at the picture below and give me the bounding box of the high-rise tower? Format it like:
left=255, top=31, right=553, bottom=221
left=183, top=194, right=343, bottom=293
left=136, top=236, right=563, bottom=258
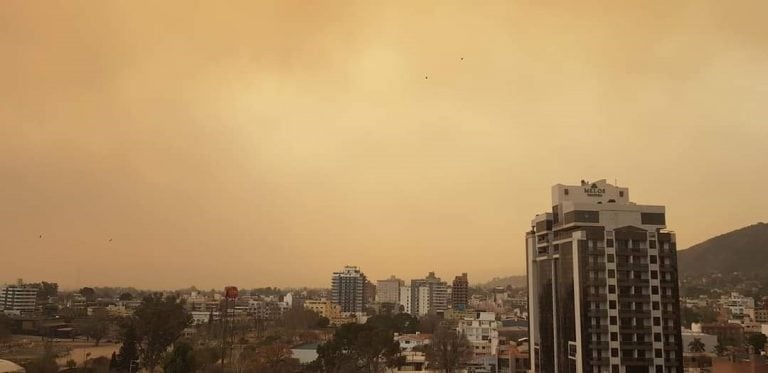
left=331, top=266, right=367, bottom=314
left=526, top=180, right=682, bottom=373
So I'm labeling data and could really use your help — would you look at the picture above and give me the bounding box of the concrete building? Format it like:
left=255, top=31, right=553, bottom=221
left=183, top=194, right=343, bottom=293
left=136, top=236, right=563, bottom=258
left=459, top=311, right=501, bottom=372
left=399, top=286, right=412, bottom=314
left=331, top=266, right=367, bottom=314
left=526, top=180, right=683, bottom=372
left=411, top=272, right=449, bottom=316
left=0, top=284, right=38, bottom=313
left=376, top=275, right=403, bottom=304
left=452, top=273, right=469, bottom=311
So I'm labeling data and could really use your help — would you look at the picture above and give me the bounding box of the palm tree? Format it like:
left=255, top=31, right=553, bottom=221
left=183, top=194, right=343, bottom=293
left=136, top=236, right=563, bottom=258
left=688, top=337, right=706, bottom=353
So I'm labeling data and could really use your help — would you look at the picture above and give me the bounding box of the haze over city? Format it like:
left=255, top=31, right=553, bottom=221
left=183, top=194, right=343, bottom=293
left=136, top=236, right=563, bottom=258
left=2, top=0, right=767, bottom=290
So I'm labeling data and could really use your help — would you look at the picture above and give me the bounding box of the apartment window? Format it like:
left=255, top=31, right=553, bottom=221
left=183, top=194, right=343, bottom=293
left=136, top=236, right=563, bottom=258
left=564, top=188, right=569, bottom=195
left=611, top=332, right=618, bottom=341
left=650, top=255, right=658, bottom=264
left=655, top=349, right=663, bottom=358
left=609, top=285, right=616, bottom=294
left=654, top=333, right=662, bottom=342
left=651, top=271, right=659, bottom=280
left=652, top=286, right=659, bottom=295
left=649, top=240, right=657, bottom=249
left=611, top=348, right=619, bottom=358
left=653, top=317, right=661, bottom=326
left=609, top=300, right=616, bottom=309
left=610, top=316, right=617, bottom=325
left=619, top=191, right=624, bottom=197
left=607, top=239, right=614, bottom=248
left=608, top=254, right=615, bottom=263
left=652, top=301, right=660, bottom=311
left=608, top=270, right=616, bottom=279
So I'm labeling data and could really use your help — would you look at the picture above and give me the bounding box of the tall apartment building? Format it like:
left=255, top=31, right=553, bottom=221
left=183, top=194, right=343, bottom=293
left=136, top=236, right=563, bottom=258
left=526, top=180, right=683, bottom=373
left=0, top=284, right=38, bottom=313
left=399, top=286, right=412, bottom=314
left=331, top=266, right=367, bottom=314
left=376, top=275, right=404, bottom=304
left=452, top=273, right=469, bottom=311
left=411, top=272, right=449, bottom=316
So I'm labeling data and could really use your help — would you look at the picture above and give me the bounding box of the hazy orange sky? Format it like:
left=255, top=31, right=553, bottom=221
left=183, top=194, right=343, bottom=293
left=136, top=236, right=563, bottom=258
left=1, top=1, right=767, bottom=290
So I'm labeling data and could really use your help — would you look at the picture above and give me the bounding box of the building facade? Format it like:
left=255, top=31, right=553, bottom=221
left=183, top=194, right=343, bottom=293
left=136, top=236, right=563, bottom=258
left=376, top=275, right=404, bottom=304
left=411, top=272, right=449, bottom=316
left=331, top=266, right=367, bottom=314
left=452, top=273, right=469, bottom=311
left=526, top=180, right=683, bottom=373
left=0, top=284, right=38, bottom=313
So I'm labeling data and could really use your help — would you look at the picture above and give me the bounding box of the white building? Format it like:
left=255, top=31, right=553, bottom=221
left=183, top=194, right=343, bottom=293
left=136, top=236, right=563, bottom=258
left=399, top=286, right=412, bottom=314
left=458, top=312, right=500, bottom=358
left=720, top=292, right=755, bottom=316
left=0, top=284, right=38, bottom=313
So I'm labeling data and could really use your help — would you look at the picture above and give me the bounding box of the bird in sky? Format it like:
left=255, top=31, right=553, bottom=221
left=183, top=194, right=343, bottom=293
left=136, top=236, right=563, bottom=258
left=39, top=234, right=42, bottom=239
left=109, top=238, right=113, bottom=242
left=425, top=75, right=428, bottom=79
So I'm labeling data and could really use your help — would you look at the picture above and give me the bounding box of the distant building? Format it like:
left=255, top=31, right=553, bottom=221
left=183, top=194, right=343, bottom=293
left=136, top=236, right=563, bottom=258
left=331, top=266, right=367, bottom=314
left=0, top=284, right=38, bottom=313
left=399, top=286, right=412, bottom=314
left=410, top=272, right=449, bottom=315
left=376, top=276, right=403, bottom=304
left=452, top=273, right=469, bottom=311
left=363, top=279, right=376, bottom=306
left=526, top=180, right=684, bottom=372
left=459, top=312, right=500, bottom=372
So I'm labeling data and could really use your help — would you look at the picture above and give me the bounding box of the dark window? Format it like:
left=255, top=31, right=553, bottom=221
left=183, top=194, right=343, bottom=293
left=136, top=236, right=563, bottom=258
left=649, top=240, right=657, bottom=249
left=653, top=317, right=661, bottom=326
left=608, top=270, right=616, bottom=278
left=650, top=255, right=658, bottom=264
left=611, top=348, right=619, bottom=358
left=651, top=271, right=658, bottom=280
left=608, top=254, right=615, bottom=263
left=607, top=239, right=614, bottom=248
left=611, top=332, right=618, bottom=341
left=564, top=188, right=569, bottom=195
left=653, top=302, right=660, bottom=310
left=610, top=316, right=617, bottom=325
left=641, top=212, right=666, bottom=225
left=610, top=300, right=616, bottom=309
left=654, top=333, right=662, bottom=342
left=655, top=349, right=663, bottom=358
left=652, top=286, right=659, bottom=295
left=609, top=285, right=616, bottom=294
left=619, top=191, right=624, bottom=197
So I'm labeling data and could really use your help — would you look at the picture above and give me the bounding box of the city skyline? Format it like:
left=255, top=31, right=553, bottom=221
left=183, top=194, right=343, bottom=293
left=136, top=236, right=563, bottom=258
left=2, top=1, right=768, bottom=290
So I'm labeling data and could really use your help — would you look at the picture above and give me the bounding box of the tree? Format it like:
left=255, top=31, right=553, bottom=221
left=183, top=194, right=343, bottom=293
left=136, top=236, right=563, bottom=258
left=312, top=323, right=403, bottom=372
left=119, top=292, right=134, bottom=301
left=163, top=341, right=198, bottom=373
left=425, top=324, right=472, bottom=373
left=281, top=307, right=321, bottom=331
left=76, top=315, right=110, bottom=346
left=133, top=293, right=192, bottom=372
left=688, top=337, right=706, bottom=353
left=418, top=314, right=441, bottom=333
left=116, top=321, right=139, bottom=371
left=317, top=317, right=330, bottom=328
left=0, top=314, right=12, bottom=340
left=80, top=287, right=97, bottom=302
left=23, top=342, right=59, bottom=373
left=747, top=333, right=767, bottom=354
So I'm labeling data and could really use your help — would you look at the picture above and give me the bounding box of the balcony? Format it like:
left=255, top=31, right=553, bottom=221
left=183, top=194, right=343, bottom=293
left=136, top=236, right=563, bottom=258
left=619, top=325, right=651, bottom=334
left=622, top=357, right=654, bottom=366
left=587, top=325, right=609, bottom=334
left=587, top=357, right=610, bottom=366
left=585, top=278, right=607, bottom=287
left=588, top=341, right=609, bottom=350
left=617, top=278, right=649, bottom=287
left=586, top=309, right=608, bottom=318
left=620, top=341, right=653, bottom=350
left=619, top=309, right=651, bottom=319
left=585, top=263, right=607, bottom=271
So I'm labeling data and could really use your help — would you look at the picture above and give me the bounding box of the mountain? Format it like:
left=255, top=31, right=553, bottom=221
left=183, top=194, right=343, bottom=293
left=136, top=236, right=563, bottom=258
left=477, top=275, right=527, bottom=289
left=677, top=222, right=768, bottom=276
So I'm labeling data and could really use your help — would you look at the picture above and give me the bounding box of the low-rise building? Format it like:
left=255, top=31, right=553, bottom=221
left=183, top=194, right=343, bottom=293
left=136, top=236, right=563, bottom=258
left=0, top=284, right=38, bottom=313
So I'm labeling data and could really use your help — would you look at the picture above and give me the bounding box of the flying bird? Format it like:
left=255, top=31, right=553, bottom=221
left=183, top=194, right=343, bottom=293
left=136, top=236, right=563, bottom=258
left=39, top=234, right=42, bottom=239
left=425, top=75, right=428, bottom=79
left=461, top=57, right=464, bottom=61
left=109, top=238, right=113, bottom=242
